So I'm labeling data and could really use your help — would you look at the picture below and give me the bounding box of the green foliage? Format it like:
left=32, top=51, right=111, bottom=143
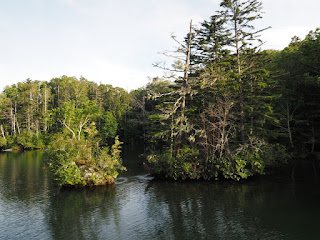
left=16, top=131, right=45, bottom=150
left=5, top=136, right=16, bottom=148
left=222, top=138, right=267, bottom=180
left=142, top=0, right=295, bottom=182
left=273, top=28, right=320, bottom=159
left=46, top=95, right=126, bottom=186
left=47, top=134, right=126, bottom=187
left=46, top=134, right=84, bottom=186
left=98, top=111, right=118, bottom=144
left=148, top=146, right=200, bottom=180
left=0, top=76, right=132, bottom=152
left=0, top=137, right=6, bottom=148
left=54, top=160, right=84, bottom=186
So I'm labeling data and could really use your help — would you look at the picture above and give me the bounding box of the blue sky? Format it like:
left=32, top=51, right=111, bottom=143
left=0, top=0, right=319, bottom=92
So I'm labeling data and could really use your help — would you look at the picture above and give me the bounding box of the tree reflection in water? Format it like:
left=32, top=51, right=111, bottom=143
left=1, top=151, right=320, bottom=240
left=144, top=180, right=290, bottom=239
left=0, top=151, right=50, bottom=202
left=47, top=186, right=118, bottom=240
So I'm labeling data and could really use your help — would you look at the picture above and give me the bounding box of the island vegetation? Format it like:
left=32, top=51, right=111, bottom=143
left=0, top=0, right=319, bottom=185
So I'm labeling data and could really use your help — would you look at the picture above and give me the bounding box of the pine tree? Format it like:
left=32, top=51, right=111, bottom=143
left=219, top=0, right=270, bottom=142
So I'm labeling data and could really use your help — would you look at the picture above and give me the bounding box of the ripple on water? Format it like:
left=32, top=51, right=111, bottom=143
left=114, top=177, right=128, bottom=185
left=135, top=174, right=154, bottom=182
left=114, top=174, right=153, bottom=185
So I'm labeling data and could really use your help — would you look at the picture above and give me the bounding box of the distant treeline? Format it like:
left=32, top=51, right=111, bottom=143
left=0, top=76, right=131, bottom=150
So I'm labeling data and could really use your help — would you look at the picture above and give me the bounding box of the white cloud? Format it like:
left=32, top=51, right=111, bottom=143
left=76, top=60, right=161, bottom=91
left=0, top=60, right=161, bottom=92
left=261, top=26, right=318, bottom=50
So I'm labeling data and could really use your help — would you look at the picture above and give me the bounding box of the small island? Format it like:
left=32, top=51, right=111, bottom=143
left=47, top=101, right=127, bottom=187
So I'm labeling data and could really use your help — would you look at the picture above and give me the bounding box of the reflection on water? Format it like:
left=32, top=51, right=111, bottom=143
left=48, top=186, right=117, bottom=240
left=0, top=151, right=52, bottom=240
left=1, top=150, right=320, bottom=240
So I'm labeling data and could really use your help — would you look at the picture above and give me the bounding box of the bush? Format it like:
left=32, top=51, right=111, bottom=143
left=47, top=134, right=126, bottom=186
left=147, top=146, right=201, bottom=180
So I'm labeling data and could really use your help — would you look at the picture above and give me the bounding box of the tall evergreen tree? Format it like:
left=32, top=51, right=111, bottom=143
left=219, top=0, right=270, bottom=142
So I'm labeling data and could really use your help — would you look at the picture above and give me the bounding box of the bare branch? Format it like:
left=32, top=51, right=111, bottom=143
left=171, top=33, right=187, bottom=50
left=59, top=118, right=76, bottom=139
left=152, top=62, right=184, bottom=73
left=161, top=51, right=185, bottom=61
left=251, top=26, right=272, bottom=36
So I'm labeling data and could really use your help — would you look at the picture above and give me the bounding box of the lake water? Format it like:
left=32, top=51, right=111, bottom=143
left=0, top=150, right=320, bottom=240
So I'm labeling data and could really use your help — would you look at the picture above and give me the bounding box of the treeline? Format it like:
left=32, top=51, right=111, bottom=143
left=0, top=76, right=131, bottom=150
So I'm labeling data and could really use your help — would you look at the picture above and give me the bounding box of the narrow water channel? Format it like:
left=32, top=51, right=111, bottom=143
left=0, top=150, right=319, bottom=240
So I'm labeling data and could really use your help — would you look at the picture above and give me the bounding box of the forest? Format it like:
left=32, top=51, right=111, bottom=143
left=0, top=0, right=319, bottom=186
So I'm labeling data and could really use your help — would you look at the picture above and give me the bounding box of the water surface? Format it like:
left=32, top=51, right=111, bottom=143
left=0, top=150, right=319, bottom=240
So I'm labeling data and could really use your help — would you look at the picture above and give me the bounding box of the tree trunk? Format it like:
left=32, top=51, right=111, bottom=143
left=0, top=125, right=6, bottom=139
left=176, top=20, right=192, bottom=155
left=311, top=119, right=315, bottom=153
left=286, top=102, right=294, bottom=147
left=234, top=6, right=245, bottom=144
left=16, top=117, right=21, bottom=135
left=36, top=120, right=39, bottom=138
left=10, top=102, right=16, bottom=135
left=170, top=115, right=174, bottom=158
left=44, top=84, right=48, bottom=132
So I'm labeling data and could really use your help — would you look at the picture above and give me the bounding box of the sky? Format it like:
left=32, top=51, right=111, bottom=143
left=0, top=0, right=319, bottom=92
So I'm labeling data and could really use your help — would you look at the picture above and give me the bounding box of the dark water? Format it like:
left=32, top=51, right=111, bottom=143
left=1, top=150, right=320, bottom=240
